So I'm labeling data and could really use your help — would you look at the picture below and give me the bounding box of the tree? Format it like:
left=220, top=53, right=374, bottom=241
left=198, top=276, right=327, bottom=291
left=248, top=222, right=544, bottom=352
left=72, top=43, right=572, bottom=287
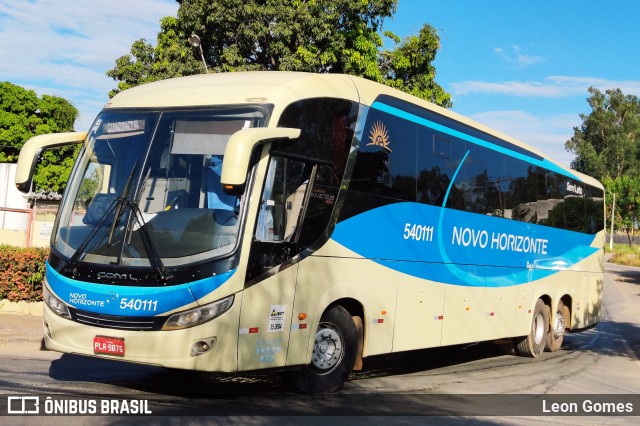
left=0, top=82, right=78, bottom=192
left=380, top=25, right=451, bottom=107
left=602, top=175, right=640, bottom=246
left=565, top=87, right=640, bottom=182
left=107, top=0, right=451, bottom=108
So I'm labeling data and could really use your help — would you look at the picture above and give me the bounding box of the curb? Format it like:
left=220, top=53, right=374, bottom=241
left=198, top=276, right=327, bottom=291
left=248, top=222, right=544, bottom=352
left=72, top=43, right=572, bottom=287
left=0, top=300, right=43, bottom=316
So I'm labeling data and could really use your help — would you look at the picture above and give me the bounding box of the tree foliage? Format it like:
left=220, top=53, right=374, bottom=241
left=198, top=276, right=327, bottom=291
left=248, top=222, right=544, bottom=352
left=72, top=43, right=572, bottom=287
left=602, top=175, right=640, bottom=245
left=107, top=0, right=451, bottom=107
left=31, top=145, right=81, bottom=193
left=0, top=82, right=79, bottom=193
left=566, top=87, right=640, bottom=182
left=566, top=87, right=640, bottom=241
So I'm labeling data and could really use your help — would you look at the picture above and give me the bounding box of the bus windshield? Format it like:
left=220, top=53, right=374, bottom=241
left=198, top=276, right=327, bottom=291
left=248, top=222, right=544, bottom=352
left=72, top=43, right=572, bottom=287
left=53, top=107, right=267, bottom=268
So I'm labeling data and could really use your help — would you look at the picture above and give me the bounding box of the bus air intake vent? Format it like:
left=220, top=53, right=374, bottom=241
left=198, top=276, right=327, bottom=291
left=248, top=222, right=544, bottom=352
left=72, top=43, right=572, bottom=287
left=69, top=308, right=165, bottom=331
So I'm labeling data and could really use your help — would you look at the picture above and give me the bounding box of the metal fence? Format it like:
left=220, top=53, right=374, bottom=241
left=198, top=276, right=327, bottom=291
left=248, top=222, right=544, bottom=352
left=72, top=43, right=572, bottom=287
left=0, top=204, right=58, bottom=247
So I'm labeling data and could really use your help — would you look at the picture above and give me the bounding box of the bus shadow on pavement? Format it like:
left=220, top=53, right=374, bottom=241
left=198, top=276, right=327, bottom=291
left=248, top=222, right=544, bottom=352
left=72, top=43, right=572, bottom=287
left=46, top=317, right=640, bottom=397
left=46, top=341, right=508, bottom=397
left=48, top=353, right=291, bottom=396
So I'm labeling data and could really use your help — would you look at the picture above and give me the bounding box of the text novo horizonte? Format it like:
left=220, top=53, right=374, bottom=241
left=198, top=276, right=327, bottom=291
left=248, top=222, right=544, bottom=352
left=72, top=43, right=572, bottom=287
left=451, top=226, right=548, bottom=255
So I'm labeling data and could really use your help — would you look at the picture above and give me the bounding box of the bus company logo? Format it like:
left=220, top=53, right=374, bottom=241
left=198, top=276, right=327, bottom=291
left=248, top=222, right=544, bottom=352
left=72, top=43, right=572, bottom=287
left=7, top=396, right=39, bottom=414
left=107, top=291, right=119, bottom=305
left=367, top=120, right=392, bottom=152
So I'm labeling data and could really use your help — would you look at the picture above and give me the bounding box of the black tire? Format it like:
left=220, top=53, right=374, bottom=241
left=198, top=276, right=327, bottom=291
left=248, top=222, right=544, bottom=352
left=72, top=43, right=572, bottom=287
left=516, top=299, right=549, bottom=358
left=286, top=305, right=358, bottom=394
left=546, top=300, right=568, bottom=352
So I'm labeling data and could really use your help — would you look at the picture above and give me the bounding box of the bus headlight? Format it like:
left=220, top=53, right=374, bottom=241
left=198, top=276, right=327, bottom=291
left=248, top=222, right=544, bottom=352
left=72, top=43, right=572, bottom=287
left=43, top=286, right=71, bottom=319
left=162, top=295, right=234, bottom=331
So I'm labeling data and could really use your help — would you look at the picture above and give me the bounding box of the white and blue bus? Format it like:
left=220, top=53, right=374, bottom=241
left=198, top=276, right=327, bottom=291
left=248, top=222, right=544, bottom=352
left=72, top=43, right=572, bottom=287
left=16, top=72, right=604, bottom=393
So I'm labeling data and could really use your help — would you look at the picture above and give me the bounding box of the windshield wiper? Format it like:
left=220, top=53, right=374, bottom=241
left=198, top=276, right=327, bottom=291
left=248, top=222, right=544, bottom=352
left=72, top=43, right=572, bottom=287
left=65, top=163, right=137, bottom=276
left=64, top=195, right=120, bottom=276
left=107, top=162, right=137, bottom=247
left=126, top=201, right=173, bottom=283
left=107, top=161, right=172, bottom=282
left=63, top=161, right=172, bottom=283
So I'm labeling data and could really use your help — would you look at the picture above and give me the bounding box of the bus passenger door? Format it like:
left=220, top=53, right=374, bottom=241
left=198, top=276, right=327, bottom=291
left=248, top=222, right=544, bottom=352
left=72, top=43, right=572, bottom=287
left=237, top=155, right=312, bottom=371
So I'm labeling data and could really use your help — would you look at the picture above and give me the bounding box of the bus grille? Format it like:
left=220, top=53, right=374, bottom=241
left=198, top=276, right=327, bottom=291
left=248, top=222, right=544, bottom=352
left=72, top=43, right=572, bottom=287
left=69, top=308, right=166, bottom=331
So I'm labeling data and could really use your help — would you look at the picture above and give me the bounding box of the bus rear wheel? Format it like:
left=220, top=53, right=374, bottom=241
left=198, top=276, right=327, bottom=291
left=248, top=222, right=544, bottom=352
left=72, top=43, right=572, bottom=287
left=546, top=300, right=568, bottom=352
left=516, top=299, right=549, bottom=358
left=286, top=305, right=358, bottom=394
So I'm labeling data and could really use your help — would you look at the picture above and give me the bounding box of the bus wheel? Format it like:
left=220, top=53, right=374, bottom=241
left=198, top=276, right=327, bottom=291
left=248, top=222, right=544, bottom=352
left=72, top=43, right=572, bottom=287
left=516, top=299, right=549, bottom=358
left=287, top=305, right=358, bottom=394
left=546, top=300, right=568, bottom=352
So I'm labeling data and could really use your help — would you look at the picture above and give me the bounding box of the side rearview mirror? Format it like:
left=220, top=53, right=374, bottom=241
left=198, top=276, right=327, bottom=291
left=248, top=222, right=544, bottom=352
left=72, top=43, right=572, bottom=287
left=221, top=127, right=301, bottom=195
left=15, top=131, right=87, bottom=193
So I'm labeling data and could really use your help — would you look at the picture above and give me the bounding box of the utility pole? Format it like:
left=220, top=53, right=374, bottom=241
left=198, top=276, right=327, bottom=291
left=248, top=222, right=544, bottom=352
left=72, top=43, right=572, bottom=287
left=609, top=192, right=615, bottom=251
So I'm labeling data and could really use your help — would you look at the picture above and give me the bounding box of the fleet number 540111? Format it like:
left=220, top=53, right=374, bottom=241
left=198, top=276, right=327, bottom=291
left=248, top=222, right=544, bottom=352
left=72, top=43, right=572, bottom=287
left=119, top=298, right=158, bottom=312
left=403, top=223, right=434, bottom=242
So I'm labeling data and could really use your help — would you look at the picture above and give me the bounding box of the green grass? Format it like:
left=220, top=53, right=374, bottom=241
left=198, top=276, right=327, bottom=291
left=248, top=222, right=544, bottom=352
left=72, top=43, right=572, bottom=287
left=607, top=242, right=640, bottom=267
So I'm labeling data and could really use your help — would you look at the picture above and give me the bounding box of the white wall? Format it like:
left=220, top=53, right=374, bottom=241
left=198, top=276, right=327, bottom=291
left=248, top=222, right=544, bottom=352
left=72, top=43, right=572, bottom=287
left=0, top=163, right=29, bottom=231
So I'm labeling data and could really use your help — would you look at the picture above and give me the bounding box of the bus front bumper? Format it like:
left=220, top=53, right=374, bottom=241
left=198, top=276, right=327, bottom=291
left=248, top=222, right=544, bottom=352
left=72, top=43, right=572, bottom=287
left=42, top=304, right=239, bottom=372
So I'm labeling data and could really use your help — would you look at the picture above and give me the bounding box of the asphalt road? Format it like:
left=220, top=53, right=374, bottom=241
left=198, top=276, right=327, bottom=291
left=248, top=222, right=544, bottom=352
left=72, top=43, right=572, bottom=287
left=1, top=262, right=639, bottom=424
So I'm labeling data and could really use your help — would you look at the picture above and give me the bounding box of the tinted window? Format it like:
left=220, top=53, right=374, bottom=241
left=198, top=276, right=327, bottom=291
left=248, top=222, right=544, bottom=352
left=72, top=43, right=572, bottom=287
left=350, top=108, right=417, bottom=201
left=503, top=161, right=538, bottom=221
left=417, top=130, right=465, bottom=206
left=276, top=98, right=358, bottom=185
left=534, top=171, right=565, bottom=229
left=585, top=186, right=605, bottom=233
left=344, top=98, right=605, bottom=235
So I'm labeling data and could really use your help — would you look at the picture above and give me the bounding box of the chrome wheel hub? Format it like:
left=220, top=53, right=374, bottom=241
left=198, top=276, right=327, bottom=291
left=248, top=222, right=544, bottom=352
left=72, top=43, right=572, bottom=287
left=311, top=325, right=343, bottom=372
left=533, top=312, right=545, bottom=345
left=553, top=313, right=565, bottom=340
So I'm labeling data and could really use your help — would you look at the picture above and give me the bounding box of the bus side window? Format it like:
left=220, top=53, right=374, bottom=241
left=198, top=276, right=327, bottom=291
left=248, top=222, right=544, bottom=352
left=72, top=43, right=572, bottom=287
left=256, top=156, right=311, bottom=242
left=248, top=155, right=313, bottom=282
left=296, top=164, right=335, bottom=248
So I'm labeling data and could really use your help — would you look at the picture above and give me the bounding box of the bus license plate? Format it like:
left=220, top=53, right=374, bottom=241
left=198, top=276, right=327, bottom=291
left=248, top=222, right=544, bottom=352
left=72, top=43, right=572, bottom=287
left=93, top=335, right=125, bottom=357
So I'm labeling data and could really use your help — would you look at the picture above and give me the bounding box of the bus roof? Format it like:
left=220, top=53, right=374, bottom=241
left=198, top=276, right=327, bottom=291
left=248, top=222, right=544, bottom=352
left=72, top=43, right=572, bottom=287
left=105, top=71, right=601, bottom=189
left=106, top=71, right=360, bottom=109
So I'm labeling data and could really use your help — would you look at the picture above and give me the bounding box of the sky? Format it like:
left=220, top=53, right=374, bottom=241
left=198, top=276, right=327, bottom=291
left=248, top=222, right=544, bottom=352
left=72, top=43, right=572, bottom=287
left=1, top=0, right=639, bottom=167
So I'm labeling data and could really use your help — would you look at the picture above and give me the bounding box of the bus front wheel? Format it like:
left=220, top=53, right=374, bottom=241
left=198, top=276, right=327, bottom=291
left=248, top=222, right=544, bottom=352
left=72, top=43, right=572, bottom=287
left=516, top=299, right=549, bottom=358
left=287, top=305, right=358, bottom=394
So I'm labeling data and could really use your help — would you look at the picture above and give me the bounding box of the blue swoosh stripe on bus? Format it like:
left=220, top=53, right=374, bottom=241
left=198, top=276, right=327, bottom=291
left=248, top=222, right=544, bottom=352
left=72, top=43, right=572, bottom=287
left=331, top=202, right=599, bottom=287
left=45, top=263, right=235, bottom=316
left=371, top=102, right=580, bottom=181
left=442, top=149, right=470, bottom=208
